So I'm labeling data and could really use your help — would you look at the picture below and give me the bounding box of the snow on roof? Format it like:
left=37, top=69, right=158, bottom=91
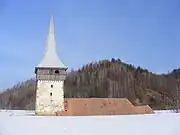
left=0, top=110, right=180, bottom=135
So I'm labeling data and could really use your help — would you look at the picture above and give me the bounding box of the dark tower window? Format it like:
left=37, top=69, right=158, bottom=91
left=55, top=70, right=59, bottom=74
left=50, top=92, right=52, bottom=96
left=51, top=85, right=53, bottom=88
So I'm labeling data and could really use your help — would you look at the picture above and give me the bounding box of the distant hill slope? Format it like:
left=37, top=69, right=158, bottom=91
left=0, top=58, right=179, bottom=110
left=169, top=68, right=180, bottom=79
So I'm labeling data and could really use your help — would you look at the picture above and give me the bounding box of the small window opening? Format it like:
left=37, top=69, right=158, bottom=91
left=50, top=92, right=52, bottom=96
left=55, top=70, right=59, bottom=74
left=51, top=85, right=53, bottom=88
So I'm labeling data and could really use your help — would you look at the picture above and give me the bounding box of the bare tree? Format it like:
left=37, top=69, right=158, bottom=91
left=173, top=79, right=180, bottom=113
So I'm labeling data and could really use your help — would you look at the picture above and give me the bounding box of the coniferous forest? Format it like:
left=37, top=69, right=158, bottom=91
left=0, top=58, right=180, bottom=110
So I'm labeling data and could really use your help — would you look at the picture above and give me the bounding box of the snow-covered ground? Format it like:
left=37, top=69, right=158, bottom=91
left=0, top=109, right=174, bottom=116
left=0, top=110, right=35, bottom=116
left=0, top=110, right=180, bottom=135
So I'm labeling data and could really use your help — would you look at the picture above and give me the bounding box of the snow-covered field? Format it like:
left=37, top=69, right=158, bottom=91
left=0, top=110, right=180, bottom=135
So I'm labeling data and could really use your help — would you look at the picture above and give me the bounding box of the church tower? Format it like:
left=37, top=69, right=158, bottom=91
left=35, top=16, right=67, bottom=115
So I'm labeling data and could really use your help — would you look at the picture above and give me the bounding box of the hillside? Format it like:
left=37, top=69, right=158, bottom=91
left=0, top=58, right=179, bottom=110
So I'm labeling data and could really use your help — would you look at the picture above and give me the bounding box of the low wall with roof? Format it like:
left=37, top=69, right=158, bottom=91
left=54, top=98, right=153, bottom=116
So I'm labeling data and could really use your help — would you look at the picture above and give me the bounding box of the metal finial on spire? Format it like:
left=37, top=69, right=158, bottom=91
left=36, top=15, right=67, bottom=69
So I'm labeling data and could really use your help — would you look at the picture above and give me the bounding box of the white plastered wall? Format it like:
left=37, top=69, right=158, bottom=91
left=35, top=80, right=64, bottom=114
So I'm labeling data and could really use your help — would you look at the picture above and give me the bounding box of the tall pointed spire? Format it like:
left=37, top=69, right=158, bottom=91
left=49, top=15, right=54, bottom=35
left=44, top=15, right=55, bottom=54
left=36, top=15, right=67, bottom=69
